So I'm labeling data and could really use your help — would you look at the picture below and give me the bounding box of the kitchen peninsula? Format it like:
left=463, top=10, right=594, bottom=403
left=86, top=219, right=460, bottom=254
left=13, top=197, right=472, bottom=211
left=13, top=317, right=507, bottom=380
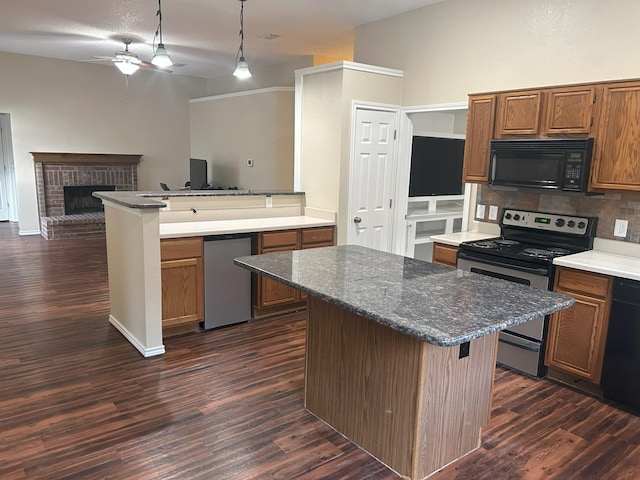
left=235, top=245, right=575, bottom=480
left=94, top=190, right=335, bottom=357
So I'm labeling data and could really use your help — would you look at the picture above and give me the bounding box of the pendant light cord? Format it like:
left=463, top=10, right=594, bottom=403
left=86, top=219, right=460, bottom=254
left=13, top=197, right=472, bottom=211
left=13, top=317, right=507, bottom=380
left=154, top=0, right=163, bottom=51
left=237, top=0, right=246, bottom=62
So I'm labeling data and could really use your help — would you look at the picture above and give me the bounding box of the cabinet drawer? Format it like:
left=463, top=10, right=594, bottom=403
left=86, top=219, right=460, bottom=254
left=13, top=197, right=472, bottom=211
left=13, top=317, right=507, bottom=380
left=260, top=230, right=299, bottom=250
left=555, top=267, right=611, bottom=298
left=301, top=227, right=334, bottom=246
left=161, top=237, right=203, bottom=261
left=432, top=243, right=458, bottom=267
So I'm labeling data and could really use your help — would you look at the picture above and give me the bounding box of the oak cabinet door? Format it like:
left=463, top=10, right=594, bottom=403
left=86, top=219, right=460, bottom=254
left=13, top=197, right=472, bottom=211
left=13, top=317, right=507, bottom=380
left=590, top=81, right=640, bottom=191
left=496, top=90, right=543, bottom=136
left=462, top=94, right=496, bottom=182
left=544, top=86, right=597, bottom=135
left=160, top=237, right=204, bottom=334
left=545, top=267, right=612, bottom=384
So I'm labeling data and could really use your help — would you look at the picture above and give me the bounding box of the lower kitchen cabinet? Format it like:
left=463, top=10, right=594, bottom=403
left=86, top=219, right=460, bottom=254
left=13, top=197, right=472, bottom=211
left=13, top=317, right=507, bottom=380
left=160, top=237, right=204, bottom=337
left=545, top=266, right=613, bottom=384
left=253, top=226, right=334, bottom=318
left=432, top=242, right=458, bottom=267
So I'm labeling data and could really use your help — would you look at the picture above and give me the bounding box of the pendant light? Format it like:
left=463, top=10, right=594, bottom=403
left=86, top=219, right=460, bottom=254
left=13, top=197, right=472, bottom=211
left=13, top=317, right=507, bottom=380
left=233, top=0, right=252, bottom=79
left=151, top=0, right=173, bottom=68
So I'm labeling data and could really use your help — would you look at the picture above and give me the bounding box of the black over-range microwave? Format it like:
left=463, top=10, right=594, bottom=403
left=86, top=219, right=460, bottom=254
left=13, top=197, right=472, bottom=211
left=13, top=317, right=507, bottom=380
left=489, top=138, right=594, bottom=193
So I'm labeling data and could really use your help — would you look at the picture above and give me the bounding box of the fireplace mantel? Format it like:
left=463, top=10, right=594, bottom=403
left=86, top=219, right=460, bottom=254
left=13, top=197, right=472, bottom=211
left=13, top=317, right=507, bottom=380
left=31, top=152, right=142, bottom=166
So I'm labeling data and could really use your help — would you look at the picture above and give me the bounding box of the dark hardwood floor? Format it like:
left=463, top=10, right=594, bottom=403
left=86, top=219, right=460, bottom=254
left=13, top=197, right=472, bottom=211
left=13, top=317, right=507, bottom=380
left=1, top=221, right=638, bottom=479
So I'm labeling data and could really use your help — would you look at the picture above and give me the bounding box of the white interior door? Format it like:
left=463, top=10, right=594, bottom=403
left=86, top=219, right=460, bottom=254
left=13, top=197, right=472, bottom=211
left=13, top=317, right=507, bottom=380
left=347, top=107, right=398, bottom=251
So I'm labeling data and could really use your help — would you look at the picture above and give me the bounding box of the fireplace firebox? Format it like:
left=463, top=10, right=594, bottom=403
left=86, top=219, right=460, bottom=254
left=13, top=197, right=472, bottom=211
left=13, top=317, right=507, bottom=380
left=64, top=185, right=116, bottom=215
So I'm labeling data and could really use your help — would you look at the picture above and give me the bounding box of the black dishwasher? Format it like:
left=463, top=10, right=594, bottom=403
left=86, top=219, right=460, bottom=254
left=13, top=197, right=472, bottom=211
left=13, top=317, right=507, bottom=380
left=601, top=277, right=640, bottom=412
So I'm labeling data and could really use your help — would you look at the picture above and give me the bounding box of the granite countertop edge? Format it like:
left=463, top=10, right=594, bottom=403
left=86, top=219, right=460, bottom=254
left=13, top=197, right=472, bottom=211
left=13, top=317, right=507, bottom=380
left=94, top=190, right=305, bottom=209
left=234, top=254, right=575, bottom=347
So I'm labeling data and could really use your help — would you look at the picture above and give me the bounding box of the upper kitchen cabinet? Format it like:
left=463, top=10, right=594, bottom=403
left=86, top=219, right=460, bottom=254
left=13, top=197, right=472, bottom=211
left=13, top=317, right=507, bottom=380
left=462, top=94, right=496, bottom=182
left=544, top=85, right=598, bottom=135
left=590, top=81, right=640, bottom=191
left=495, top=90, right=543, bottom=136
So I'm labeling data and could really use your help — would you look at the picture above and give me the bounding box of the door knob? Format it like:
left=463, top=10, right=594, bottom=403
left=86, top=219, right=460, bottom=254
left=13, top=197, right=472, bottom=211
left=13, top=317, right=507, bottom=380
left=353, top=216, right=362, bottom=224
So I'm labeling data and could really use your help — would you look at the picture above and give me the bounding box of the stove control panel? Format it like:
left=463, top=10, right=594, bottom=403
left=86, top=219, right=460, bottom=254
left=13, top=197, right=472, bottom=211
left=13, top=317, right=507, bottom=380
left=501, top=209, right=593, bottom=235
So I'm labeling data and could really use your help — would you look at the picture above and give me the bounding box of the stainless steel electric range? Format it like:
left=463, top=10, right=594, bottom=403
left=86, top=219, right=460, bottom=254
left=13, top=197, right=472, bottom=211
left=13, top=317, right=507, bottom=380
left=457, top=208, right=598, bottom=378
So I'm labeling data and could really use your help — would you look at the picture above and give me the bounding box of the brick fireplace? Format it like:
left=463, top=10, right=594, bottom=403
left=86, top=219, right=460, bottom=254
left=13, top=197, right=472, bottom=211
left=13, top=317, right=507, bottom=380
left=32, top=152, right=141, bottom=239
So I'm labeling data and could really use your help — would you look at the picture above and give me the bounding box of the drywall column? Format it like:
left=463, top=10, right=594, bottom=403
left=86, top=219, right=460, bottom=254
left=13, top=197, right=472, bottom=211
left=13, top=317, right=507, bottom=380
left=103, top=202, right=164, bottom=357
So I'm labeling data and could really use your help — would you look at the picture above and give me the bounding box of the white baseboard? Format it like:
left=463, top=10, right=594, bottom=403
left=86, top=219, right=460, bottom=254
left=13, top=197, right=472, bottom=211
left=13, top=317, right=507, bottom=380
left=109, top=315, right=165, bottom=357
left=19, top=229, right=41, bottom=236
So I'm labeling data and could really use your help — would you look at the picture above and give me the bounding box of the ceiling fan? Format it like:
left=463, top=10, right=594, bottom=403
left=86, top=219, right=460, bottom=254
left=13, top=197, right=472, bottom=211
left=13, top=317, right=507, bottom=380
left=92, top=38, right=173, bottom=75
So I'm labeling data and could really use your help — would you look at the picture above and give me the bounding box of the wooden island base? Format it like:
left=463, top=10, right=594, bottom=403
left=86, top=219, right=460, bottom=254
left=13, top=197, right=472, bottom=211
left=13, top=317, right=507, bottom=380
left=304, top=296, right=498, bottom=480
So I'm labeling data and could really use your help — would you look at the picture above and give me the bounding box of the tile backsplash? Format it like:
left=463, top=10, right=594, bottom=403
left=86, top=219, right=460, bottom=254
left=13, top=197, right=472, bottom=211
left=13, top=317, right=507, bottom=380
left=477, top=185, right=640, bottom=243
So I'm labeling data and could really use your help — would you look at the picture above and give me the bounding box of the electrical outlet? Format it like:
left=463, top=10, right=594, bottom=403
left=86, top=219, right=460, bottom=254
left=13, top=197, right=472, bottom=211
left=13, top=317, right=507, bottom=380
left=247, top=158, right=253, bottom=167
left=488, top=205, right=499, bottom=221
left=614, top=219, right=628, bottom=237
left=476, top=204, right=486, bottom=220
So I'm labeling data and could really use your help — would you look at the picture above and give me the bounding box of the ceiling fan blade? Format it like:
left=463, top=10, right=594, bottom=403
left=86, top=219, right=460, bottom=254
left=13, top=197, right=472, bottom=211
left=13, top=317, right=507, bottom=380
left=92, top=56, right=116, bottom=60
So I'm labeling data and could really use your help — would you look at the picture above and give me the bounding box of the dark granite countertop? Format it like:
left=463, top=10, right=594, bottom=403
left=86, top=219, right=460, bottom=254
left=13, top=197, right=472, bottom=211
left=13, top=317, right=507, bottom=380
left=93, top=190, right=304, bottom=209
left=235, top=245, right=575, bottom=347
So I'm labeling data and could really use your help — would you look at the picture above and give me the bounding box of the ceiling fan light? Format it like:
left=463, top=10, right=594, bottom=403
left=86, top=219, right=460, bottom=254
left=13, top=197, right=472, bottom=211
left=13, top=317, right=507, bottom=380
left=115, top=60, right=140, bottom=76
left=233, top=57, right=252, bottom=79
left=152, top=43, right=173, bottom=67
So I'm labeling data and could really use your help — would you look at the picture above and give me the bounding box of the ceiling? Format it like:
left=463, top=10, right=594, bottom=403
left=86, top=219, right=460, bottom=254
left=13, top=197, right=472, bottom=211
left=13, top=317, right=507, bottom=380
left=0, top=0, right=446, bottom=79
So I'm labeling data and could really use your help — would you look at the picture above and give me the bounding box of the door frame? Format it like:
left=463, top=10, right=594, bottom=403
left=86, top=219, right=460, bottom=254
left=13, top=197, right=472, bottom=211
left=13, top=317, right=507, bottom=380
left=347, top=102, right=401, bottom=250
left=0, top=114, right=18, bottom=222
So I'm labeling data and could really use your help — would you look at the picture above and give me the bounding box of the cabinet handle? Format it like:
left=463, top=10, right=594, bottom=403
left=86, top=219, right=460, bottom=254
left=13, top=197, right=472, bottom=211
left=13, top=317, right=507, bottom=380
left=353, top=216, right=362, bottom=224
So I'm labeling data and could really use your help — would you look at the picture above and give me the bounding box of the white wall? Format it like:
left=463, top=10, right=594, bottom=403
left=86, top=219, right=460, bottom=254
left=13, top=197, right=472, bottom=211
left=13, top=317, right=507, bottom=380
left=355, top=0, right=640, bottom=106
left=206, top=57, right=314, bottom=96
left=0, top=51, right=206, bottom=234
left=189, top=88, right=295, bottom=190
left=297, top=63, right=403, bottom=245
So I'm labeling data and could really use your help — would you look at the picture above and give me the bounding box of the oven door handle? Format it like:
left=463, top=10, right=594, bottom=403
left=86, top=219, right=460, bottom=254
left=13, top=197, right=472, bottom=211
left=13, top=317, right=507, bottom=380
left=499, top=332, right=541, bottom=352
left=457, top=250, right=550, bottom=277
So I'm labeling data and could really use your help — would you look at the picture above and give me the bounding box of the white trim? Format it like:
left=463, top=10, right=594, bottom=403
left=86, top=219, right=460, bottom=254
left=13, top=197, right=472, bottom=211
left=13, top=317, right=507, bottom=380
left=295, top=61, right=403, bottom=78
left=19, top=229, right=41, bottom=236
left=402, top=101, right=468, bottom=114
left=189, top=86, right=295, bottom=103
left=109, top=315, right=166, bottom=357
left=413, top=131, right=466, bottom=140
left=294, top=71, right=303, bottom=191
left=0, top=114, right=18, bottom=222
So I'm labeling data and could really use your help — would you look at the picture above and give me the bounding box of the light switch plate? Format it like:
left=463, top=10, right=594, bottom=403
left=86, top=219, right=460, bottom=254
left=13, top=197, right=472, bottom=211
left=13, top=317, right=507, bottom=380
left=614, top=219, right=628, bottom=237
left=476, top=204, right=486, bottom=220
left=488, top=205, right=499, bottom=221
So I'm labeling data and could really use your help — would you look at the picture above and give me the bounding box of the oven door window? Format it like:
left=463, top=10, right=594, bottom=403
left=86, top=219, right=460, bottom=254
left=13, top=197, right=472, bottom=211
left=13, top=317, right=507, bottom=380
left=491, top=149, right=564, bottom=189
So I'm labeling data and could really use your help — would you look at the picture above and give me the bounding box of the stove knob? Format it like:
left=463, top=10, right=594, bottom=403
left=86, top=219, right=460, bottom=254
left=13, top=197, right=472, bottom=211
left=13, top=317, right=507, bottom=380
left=505, top=213, right=512, bottom=220
left=555, top=218, right=565, bottom=227
left=577, top=221, right=586, bottom=229
left=513, top=214, right=520, bottom=221
left=567, top=220, right=576, bottom=228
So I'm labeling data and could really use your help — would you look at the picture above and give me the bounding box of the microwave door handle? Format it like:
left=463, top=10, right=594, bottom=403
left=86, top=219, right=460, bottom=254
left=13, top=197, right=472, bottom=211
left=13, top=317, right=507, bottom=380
left=490, top=153, right=497, bottom=182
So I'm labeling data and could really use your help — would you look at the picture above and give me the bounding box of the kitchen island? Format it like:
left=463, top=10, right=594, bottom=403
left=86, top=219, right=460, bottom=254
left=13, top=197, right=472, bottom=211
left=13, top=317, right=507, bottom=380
left=235, top=245, right=575, bottom=480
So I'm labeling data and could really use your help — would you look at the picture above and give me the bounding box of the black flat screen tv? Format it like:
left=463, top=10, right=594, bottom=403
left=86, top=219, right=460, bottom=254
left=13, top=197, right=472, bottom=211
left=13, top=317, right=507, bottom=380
left=189, top=158, right=208, bottom=190
left=408, top=136, right=464, bottom=197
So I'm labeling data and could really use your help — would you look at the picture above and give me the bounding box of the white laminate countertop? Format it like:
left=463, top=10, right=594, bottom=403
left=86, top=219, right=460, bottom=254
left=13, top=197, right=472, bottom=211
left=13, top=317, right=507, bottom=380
left=553, top=251, right=640, bottom=282
left=429, top=231, right=497, bottom=247
left=159, top=215, right=335, bottom=239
